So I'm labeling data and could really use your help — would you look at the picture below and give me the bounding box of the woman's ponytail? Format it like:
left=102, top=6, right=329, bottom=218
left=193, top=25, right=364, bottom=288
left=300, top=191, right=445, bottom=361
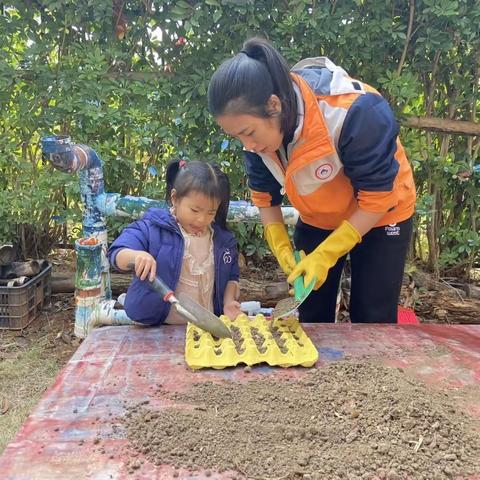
left=208, top=37, right=297, bottom=137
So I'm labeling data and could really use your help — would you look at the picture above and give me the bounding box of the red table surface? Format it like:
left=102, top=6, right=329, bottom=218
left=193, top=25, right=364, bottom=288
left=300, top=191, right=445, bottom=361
left=1, top=323, right=479, bottom=480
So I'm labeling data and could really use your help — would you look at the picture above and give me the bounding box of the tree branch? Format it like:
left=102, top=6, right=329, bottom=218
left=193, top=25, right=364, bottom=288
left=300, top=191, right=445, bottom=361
left=397, top=0, right=415, bottom=75
left=400, top=116, right=480, bottom=136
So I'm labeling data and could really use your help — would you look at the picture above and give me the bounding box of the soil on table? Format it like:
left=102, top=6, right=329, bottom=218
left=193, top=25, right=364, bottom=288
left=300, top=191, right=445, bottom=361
left=230, top=325, right=245, bottom=354
left=272, top=296, right=300, bottom=319
left=270, top=323, right=289, bottom=353
left=125, top=361, right=480, bottom=479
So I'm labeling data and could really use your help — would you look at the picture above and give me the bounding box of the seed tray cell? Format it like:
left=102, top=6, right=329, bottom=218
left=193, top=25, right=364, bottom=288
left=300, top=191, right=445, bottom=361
left=185, top=314, right=318, bottom=370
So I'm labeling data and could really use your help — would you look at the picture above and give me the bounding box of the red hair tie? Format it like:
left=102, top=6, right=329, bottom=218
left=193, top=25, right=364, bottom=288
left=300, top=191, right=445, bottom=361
left=179, top=159, right=186, bottom=168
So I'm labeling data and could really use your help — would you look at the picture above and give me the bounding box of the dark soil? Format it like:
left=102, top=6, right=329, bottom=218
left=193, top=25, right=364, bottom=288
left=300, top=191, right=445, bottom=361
left=250, top=327, right=267, bottom=354
left=273, top=296, right=299, bottom=319
left=125, top=361, right=480, bottom=479
left=229, top=323, right=291, bottom=356
left=270, top=323, right=288, bottom=353
left=230, top=325, right=245, bottom=354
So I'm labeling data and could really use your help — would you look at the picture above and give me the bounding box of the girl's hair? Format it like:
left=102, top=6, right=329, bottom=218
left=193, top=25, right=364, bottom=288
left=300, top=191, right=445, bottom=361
left=165, top=159, right=231, bottom=229
left=208, top=37, right=297, bottom=137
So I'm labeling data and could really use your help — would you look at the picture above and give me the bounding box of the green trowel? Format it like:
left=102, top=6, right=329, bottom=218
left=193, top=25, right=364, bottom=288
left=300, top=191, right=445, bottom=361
left=272, top=251, right=316, bottom=319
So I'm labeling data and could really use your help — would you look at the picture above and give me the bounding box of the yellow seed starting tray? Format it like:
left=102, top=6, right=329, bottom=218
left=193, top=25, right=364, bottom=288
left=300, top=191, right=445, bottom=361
left=185, top=314, right=318, bottom=370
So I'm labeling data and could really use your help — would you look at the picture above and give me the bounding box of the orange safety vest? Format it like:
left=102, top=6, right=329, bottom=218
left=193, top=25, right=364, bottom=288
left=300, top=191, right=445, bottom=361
left=255, top=58, right=416, bottom=230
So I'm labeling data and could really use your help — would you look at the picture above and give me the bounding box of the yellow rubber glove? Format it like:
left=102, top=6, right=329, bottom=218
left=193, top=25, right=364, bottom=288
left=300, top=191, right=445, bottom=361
left=287, top=220, right=361, bottom=290
left=264, top=222, right=296, bottom=275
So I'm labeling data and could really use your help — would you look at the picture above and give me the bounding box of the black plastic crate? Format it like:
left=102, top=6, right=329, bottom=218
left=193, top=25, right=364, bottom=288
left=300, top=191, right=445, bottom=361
left=0, top=264, right=52, bottom=329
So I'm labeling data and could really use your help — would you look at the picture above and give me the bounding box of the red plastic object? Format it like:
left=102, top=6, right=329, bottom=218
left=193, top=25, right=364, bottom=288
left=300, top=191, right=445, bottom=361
left=79, top=237, right=98, bottom=246
left=0, top=324, right=479, bottom=479
left=397, top=305, right=420, bottom=324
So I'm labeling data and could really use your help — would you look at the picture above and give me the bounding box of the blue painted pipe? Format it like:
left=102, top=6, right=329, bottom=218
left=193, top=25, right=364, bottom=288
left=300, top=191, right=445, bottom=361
left=41, top=135, right=299, bottom=225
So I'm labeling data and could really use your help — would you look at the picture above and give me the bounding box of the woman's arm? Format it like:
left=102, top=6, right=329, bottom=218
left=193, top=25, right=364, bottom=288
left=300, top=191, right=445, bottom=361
left=259, top=205, right=284, bottom=225
left=348, top=208, right=386, bottom=236
left=260, top=204, right=385, bottom=236
left=260, top=205, right=296, bottom=275
left=286, top=207, right=388, bottom=290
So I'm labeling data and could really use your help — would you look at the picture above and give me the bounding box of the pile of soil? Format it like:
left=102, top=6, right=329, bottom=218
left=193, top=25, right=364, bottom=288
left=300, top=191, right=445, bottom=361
left=125, top=361, right=480, bottom=479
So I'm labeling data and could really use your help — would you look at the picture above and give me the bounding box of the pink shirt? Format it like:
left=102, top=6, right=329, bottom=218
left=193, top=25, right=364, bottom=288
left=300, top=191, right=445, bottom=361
left=165, top=224, right=214, bottom=324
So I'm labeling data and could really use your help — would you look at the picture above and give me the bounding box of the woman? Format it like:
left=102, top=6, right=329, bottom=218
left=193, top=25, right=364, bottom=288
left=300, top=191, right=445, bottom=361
left=208, top=37, right=415, bottom=323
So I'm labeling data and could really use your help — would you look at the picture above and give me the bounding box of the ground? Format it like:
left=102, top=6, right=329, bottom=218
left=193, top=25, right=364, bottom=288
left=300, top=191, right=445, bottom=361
left=0, top=293, right=77, bottom=453
left=0, top=253, right=479, bottom=456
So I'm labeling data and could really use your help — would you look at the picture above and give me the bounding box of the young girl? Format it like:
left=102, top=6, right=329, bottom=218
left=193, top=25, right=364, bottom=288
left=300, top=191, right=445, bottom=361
left=208, top=37, right=416, bottom=323
left=108, top=159, right=241, bottom=325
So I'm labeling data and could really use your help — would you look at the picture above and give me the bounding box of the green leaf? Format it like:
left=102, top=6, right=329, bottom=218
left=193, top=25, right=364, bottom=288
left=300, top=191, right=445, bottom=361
left=170, top=6, right=189, bottom=19
left=176, top=0, right=192, bottom=9
left=213, top=9, right=222, bottom=22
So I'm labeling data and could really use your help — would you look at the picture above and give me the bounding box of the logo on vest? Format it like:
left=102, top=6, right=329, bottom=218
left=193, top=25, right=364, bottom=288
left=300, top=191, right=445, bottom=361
left=315, top=163, right=333, bottom=180
left=385, top=223, right=400, bottom=236
left=223, top=249, right=232, bottom=264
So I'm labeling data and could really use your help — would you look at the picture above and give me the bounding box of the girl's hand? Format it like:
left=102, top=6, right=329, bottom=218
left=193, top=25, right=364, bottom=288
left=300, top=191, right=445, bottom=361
left=134, top=252, right=157, bottom=281
left=223, top=300, right=242, bottom=320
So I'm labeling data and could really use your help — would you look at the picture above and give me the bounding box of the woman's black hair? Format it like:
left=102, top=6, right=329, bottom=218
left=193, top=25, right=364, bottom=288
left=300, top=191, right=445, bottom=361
left=165, top=159, right=231, bottom=230
left=208, top=37, right=297, bottom=138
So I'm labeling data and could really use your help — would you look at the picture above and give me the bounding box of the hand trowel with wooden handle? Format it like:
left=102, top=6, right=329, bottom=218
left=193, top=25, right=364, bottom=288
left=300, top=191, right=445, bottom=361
left=148, top=276, right=232, bottom=339
left=126, top=262, right=231, bottom=338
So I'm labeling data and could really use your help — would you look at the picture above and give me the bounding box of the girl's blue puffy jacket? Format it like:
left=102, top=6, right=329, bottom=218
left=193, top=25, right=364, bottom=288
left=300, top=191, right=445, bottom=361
left=108, top=208, right=240, bottom=325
